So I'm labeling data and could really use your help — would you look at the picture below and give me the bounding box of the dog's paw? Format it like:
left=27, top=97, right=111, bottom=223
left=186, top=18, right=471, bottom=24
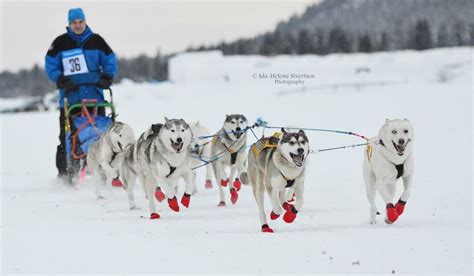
left=130, top=205, right=141, bottom=210
left=96, top=195, right=105, bottom=200
left=111, top=178, right=123, bottom=187
left=233, top=178, right=241, bottom=191
left=283, top=206, right=298, bottom=223
left=168, top=197, right=180, bottom=212
left=385, top=204, right=399, bottom=224
left=395, top=200, right=406, bottom=215
left=181, top=193, right=191, bottom=208
left=220, top=178, right=229, bottom=187
left=230, top=188, right=239, bottom=204
left=369, top=217, right=377, bottom=224
left=154, top=187, right=166, bottom=202
left=282, top=202, right=293, bottom=211
left=205, top=180, right=213, bottom=189
left=217, top=201, right=226, bottom=207
left=150, top=212, right=161, bottom=219
left=261, top=224, right=274, bottom=233
left=270, top=211, right=280, bottom=220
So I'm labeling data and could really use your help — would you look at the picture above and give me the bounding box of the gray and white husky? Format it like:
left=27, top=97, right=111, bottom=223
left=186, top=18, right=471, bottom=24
left=87, top=122, right=135, bottom=200
left=115, top=118, right=194, bottom=219
left=240, top=129, right=310, bottom=233
left=211, top=114, right=248, bottom=206
left=189, top=121, right=214, bottom=192
left=363, top=119, right=415, bottom=224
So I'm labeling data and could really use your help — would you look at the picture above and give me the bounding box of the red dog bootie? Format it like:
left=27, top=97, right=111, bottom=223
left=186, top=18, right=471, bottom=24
left=270, top=211, right=280, bottom=220
left=111, top=177, right=123, bottom=187
left=395, top=199, right=406, bottom=215
left=233, top=178, right=242, bottom=191
left=181, top=193, right=191, bottom=208
left=282, top=202, right=293, bottom=211
left=168, top=197, right=180, bottom=212
left=150, top=213, right=161, bottom=219
left=154, top=187, right=166, bottom=202
left=386, top=203, right=399, bottom=224
left=261, top=224, right=274, bottom=233
left=283, top=206, right=298, bottom=223
left=230, top=188, right=239, bottom=204
left=220, top=178, right=229, bottom=187
left=205, top=180, right=213, bottom=189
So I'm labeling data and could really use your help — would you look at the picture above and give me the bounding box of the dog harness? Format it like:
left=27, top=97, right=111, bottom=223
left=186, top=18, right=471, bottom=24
left=377, top=139, right=404, bottom=179
left=212, top=133, right=244, bottom=165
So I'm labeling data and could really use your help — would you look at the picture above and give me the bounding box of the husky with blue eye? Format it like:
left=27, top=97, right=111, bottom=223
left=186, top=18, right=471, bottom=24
left=363, top=119, right=415, bottom=225
left=240, top=128, right=310, bottom=233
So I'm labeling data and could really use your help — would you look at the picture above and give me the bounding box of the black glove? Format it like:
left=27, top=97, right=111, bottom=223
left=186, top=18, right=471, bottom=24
left=96, top=74, right=113, bottom=89
left=56, top=76, right=78, bottom=92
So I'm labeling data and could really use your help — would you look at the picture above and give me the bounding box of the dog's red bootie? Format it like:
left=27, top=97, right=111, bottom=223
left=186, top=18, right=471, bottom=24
left=233, top=178, right=242, bottom=191
left=283, top=206, right=298, bottom=223
left=168, top=197, right=180, bottom=212
left=181, top=193, right=191, bottom=208
left=230, top=188, right=239, bottom=204
left=150, top=213, right=160, bottom=219
left=220, top=178, right=229, bottom=187
left=154, top=187, right=166, bottom=202
left=261, top=224, right=274, bottom=233
left=282, top=202, right=293, bottom=211
left=386, top=203, right=399, bottom=224
left=205, top=180, right=213, bottom=189
left=111, top=177, right=123, bottom=187
left=270, top=211, right=280, bottom=220
left=395, top=199, right=406, bottom=215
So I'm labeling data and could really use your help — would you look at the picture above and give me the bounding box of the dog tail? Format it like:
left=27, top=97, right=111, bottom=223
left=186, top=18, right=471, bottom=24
left=239, top=172, right=249, bottom=185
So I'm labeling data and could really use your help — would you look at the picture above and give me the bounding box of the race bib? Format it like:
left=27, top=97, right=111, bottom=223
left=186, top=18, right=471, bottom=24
left=62, top=48, right=89, bottom=76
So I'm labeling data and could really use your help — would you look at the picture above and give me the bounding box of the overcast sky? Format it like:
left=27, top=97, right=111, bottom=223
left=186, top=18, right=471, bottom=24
left=0, top=0, right=315, bottom=72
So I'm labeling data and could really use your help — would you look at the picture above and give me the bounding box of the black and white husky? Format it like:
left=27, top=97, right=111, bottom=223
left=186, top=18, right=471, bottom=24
left=87, top=122, right=135, bottom=199
left=363, top=119, right=415, bottom=224
left=189, top=121, right=214, bottom=191
left=116, top=118, right=194, bottom=219
left=240, top=129, right=310, bottom=233
left=210, top=114, right=248, bottom=206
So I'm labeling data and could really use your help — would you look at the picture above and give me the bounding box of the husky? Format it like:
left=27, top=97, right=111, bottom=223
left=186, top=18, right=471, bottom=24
left=363, top=119, right=414, bottom=224
left=189, top=121, right=214, bottom=191
left=211, top=114, right=249, bottom=206
left=240, top=129, right=310, bottom=233
left=87, top=122, right=135, bottom=200
left=116, top=118, right=194, bottom=219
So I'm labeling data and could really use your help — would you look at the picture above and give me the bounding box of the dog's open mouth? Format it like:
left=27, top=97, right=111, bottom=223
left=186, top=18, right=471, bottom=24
left=392, top=141, right=406, bottom=156
left=233, top=131, right=243, bottom=139
left=170, top=139, right=184, bottom=153
left=290, top=152, right=305, bottom=167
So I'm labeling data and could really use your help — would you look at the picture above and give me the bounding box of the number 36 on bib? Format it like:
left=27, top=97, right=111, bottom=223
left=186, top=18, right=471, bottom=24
left=62, top=48, right=89, bottom=76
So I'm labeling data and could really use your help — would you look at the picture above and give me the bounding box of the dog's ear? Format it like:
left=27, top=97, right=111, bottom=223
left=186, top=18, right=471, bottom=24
left=164, top=117, right=170, bottom=122
left=195, top=121, right=200, bottom=127
left=404, top=118, right=409, bottom=121
left=385, top=118, right=390, bottom=123
left=281, top=127, right=287, bottom=133
left=298, top=129, right=305, bottom=135
left=151, top=124, right=162, bottom=133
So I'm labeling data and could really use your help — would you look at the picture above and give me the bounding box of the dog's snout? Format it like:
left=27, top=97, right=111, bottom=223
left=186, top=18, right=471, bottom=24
left=176, top=137, right=182, bottom=143
left=236, top=127, right=241, bottom=132
left=297, top=148, right=304, bottom=154
left=194, top=144, right=199, bottom=148
left=398, top=138, right=405, bottom=145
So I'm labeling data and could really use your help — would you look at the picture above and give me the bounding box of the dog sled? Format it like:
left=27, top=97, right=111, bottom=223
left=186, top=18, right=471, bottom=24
left=62, top=85, right=116, bottom=186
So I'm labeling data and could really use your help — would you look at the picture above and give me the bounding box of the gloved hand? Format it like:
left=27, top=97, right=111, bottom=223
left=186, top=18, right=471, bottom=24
left=56, top=76, right=78, bottom=92
left=96, top=74, right=113, bottom=89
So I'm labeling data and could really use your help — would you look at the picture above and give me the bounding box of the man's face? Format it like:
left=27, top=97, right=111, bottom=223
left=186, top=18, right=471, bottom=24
left=70, top=19, right=86, bottom=35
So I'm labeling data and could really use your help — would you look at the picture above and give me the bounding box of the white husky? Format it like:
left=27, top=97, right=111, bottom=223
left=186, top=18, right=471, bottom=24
left=189, top=121, right=214, bottom=192
left=87, top=122, right=135, bottom=200
left=240, top=129, right=310, bottom=233
left=363, top=119, right=415, bottom=224
left=211, top=114, right=249, bottom=206
left=117, top=118, right=194, bottom=219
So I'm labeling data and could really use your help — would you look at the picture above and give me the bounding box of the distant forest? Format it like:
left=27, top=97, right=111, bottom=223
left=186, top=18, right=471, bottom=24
left=1, top=0, right=473, bottom=98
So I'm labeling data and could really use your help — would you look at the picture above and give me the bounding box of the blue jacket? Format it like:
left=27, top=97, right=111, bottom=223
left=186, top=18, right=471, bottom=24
left=45, top=26, right=117, bottom=107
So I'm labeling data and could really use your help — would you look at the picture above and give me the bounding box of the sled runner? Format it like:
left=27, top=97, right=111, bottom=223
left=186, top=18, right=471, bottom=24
left=63, top=86, right=116, bottom=185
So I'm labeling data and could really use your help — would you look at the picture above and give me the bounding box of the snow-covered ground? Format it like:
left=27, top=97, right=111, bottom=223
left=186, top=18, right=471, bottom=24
left=1, top=47, right=472, bottom=275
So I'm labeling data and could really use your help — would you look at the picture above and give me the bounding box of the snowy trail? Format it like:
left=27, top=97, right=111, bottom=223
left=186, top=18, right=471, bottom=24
left=1, top=48, right=472, bottom=274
